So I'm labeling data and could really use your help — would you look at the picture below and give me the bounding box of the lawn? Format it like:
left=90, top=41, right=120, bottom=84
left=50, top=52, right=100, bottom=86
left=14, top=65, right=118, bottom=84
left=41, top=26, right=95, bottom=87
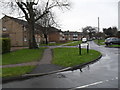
left=40, top=41, right=74, bottom=46
left=40, top=43, right=62, bottom=46
left=52, top=48, right=101, bottom=67
left=2, top=66, right=35, bottom=77
left=2, top=48, right=45, bottom=65
left=94, top=39, right=105, bottom=45
left=107, top=44, right=120, bottom=47
left=64, top=41, right=82, bottom=46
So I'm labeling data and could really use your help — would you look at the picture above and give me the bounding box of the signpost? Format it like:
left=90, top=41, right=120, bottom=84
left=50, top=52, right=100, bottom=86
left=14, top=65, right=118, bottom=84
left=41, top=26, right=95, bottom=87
left=79, top=44, right=81, bottom=55
left=87, top=43, right=89, bottom=53
left=79, top=43, right=89, bottom=55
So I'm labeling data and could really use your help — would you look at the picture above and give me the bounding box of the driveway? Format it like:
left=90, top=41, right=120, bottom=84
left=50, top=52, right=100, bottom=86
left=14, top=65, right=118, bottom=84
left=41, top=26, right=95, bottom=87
left=2, top=41, right=119, bottom=89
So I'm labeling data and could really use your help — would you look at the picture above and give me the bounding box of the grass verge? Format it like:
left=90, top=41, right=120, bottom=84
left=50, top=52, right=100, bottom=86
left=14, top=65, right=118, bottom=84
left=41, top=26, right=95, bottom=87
left=40, top=41, right=74, bottom=46
left=52, top=48, right=101, bottom=67
left=94, top=39, right=105, bottom=45
left=40, top=43, right=62, bottom=46
left=2, top=66, right=35, bottom=77
left=2, top=48, right=46, bottom=65
left=107, top=44, right=120, bottom=48
left=64, top=41, right=82, bottom=46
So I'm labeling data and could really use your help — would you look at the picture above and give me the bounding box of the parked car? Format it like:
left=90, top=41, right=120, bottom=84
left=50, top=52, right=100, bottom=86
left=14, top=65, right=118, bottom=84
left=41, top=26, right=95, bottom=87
left=105, top=37, right=120, bottom=46
left=82, top=38, right=87, bottom=43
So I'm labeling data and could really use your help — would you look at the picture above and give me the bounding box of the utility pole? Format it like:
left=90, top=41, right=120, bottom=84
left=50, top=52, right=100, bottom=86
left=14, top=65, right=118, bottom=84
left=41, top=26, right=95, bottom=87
left=98, top=17, right=100, bottom=45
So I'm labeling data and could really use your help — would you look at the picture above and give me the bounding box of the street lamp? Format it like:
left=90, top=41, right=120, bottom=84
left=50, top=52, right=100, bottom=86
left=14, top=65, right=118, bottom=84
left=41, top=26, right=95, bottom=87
left=98, top=17, right=100, bottom=45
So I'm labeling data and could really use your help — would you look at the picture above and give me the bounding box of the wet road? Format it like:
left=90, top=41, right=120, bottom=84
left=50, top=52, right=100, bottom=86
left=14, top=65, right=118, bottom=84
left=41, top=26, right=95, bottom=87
left=2, top=41, right=119, bottom=89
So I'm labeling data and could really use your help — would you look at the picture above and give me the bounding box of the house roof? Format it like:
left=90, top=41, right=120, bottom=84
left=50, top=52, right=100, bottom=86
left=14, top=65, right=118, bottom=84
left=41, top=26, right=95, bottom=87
left=47, top=27, right=62, bottom=33
left=2, top=15, right=62, bottom=34
left=2, top=15, right=29, bottom=27
left=63, top=31, right=82, bottom=35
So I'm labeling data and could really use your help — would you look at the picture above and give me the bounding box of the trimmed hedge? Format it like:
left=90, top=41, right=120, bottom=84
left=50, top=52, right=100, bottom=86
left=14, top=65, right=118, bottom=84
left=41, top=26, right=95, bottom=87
left=2, top=38, right=11, bottom=53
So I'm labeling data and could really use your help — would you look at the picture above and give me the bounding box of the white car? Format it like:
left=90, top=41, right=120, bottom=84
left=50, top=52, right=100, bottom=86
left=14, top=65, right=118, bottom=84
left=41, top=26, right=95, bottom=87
left=82, top=38, right=87, bottom=43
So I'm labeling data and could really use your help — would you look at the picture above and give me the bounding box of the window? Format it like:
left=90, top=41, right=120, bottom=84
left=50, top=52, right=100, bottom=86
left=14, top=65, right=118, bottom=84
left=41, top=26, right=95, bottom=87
left=60, top=32, right=63, bottom=35
left=3, top=27, right=7, bottom=31
left=73, top=34, right=78, bottom=37
left=23, top=26, right=26, bottom=31
left=24, top=37, right=27, bottom=41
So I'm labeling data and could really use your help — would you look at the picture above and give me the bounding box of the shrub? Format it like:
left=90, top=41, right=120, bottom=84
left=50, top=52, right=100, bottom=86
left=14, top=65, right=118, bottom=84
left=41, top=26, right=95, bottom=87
left=2, top=38, right=11, bottom=53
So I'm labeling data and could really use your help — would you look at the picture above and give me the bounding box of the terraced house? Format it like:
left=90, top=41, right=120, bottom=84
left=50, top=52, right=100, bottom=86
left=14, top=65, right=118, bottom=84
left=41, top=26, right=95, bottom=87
left=1, top=15, right=43, bottom=47
left=63, top=31, right=83, bottom=41
left=1, top=15, right=66, bottom=47
left=48, top=27, right=65, bottom=43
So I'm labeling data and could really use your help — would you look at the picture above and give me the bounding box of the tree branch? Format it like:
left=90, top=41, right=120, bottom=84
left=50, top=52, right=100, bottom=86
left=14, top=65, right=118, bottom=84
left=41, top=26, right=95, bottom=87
left=35, top=10, right=49, bottom=22
left=16, top=2, right=29, bottom=21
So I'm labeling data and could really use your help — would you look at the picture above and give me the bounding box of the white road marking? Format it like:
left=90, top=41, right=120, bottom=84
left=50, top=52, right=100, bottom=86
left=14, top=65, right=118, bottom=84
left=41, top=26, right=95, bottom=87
left=74, top=77, right=118, bottom=89
left=76, top=81, right=103, bottom=88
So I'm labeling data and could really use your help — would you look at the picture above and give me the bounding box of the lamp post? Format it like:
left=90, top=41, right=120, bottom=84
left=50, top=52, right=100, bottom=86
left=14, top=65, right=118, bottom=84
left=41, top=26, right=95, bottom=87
left=98, top=17, right=100, bottom=44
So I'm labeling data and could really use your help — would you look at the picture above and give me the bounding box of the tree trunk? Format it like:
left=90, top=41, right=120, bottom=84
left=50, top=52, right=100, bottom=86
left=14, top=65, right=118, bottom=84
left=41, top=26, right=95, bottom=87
left=28, top=21, right=38, bottom=49
left=44, top=34, right=48, bottom=45
left=89, top=33, right=92, bottom=39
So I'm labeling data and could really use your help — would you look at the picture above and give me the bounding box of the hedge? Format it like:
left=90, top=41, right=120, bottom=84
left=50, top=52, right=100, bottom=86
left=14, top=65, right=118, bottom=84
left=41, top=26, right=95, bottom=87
left=2, top=38, right=11, bottom=53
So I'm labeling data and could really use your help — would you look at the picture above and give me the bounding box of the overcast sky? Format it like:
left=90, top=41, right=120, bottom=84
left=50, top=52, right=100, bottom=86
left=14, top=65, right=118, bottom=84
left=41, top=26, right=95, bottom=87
left=54, top=0, right=119, bottom=32
left=0, top=0, right=119, bottom=32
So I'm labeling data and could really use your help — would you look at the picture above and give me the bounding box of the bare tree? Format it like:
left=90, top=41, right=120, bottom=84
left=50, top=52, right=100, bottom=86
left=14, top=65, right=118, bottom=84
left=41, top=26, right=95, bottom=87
left=82, top=26, right=97, bottom=39
left=37, top=11, right=59, bottom=44
left=1, top=0, right=70, bottom=49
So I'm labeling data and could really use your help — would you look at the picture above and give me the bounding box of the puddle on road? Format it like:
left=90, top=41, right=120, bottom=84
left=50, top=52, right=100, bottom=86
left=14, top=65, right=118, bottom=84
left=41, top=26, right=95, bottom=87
left=56, top=73, right=66, bottom=78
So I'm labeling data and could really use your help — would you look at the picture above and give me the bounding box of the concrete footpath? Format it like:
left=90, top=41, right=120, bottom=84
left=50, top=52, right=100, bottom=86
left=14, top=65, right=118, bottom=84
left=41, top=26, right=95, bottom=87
left=30, top=48, right=63, bottom=74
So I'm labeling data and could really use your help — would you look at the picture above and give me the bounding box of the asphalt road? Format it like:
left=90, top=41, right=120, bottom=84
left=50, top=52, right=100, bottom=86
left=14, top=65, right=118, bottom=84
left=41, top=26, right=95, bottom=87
left=2, top=41, right=119, bottom=89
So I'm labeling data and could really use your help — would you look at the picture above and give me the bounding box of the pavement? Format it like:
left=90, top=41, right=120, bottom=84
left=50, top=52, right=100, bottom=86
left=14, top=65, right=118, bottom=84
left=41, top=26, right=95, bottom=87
left=30, top=48, right=64, bottom=74
left=1, top=62, right=38, bottom=68
left=11, top=47, right=29, bottom=51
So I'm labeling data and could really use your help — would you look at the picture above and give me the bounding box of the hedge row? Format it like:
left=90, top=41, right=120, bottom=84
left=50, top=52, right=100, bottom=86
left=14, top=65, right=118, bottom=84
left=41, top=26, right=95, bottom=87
left=2, top=38, right=11, bottom=53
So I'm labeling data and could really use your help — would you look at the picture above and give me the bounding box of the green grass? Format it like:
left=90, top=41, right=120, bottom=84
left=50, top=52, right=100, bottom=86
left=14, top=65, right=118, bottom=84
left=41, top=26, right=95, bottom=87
left=94, top=39, right=105, bottom=45
left=40, top=43, right=62, bottom=46
left=2, top=66, right=35, bottom=77
left=108, top=44, right=120, bottom=47
left=2, top=48, right=45, bottom=65
left=65, top=41, right=82, bottom=46
left=52, top=48, right=101, bottom=67
left=40, top=41, right=75, bottom=46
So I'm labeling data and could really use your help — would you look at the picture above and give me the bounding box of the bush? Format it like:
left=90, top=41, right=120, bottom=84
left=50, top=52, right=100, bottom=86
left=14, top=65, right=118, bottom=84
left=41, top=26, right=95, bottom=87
left=2, top=38, right=11, bottom=53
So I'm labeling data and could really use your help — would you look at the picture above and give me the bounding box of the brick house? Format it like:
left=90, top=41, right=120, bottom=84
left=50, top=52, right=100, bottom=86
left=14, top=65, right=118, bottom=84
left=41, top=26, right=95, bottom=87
left=0, top=19, right=2, bottom=37
left=48, top=27, right=65, bottom=43
left=2, top=15, right=42, bottom=47
left=63, top=31, right=82, bottom=41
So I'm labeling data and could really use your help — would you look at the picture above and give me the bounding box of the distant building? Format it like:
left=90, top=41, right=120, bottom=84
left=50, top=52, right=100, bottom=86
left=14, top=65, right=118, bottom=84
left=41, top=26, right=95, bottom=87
left=118, top=1, right=120, bottom=31
left=63, top=31, right=82, bottom=41
left=48, top=27, right=65, bottom=43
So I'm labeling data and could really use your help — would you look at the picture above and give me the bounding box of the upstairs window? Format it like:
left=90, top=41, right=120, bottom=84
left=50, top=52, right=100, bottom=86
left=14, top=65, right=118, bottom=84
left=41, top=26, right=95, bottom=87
left=3, top=27, right=7, bottom=31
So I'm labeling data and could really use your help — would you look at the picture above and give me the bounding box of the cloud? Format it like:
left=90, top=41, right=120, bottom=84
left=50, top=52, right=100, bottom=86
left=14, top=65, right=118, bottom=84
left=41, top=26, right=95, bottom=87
left=56, top=0, right=119, bottom=31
